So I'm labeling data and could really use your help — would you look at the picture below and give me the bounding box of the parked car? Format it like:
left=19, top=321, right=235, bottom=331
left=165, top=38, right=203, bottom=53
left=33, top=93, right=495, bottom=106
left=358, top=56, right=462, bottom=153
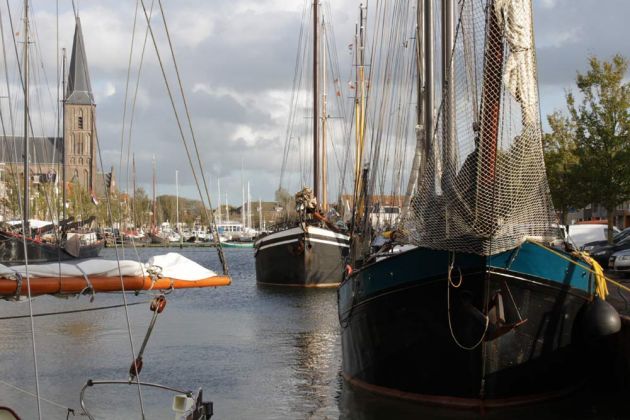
left=609, top=248, right=630, bottom=277
left=582, top=227, right=630, bottom=253
left=589, top=235, right=630, bottom=268
left=566, top=224, right=620, bottom=250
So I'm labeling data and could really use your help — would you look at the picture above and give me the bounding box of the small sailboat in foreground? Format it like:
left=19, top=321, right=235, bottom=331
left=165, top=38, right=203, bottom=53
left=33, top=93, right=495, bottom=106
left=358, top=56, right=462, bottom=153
left=339, top=0, right=621, bottom=408
left=0, top=252, right=230, bottom=298
left=0, top=1, right=228, bottom=417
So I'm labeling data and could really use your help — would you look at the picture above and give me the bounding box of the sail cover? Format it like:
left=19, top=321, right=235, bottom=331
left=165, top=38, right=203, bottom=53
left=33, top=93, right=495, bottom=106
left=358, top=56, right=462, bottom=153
left=403, top=0, right=556, bottom=255
left=0, top=253, right=217, bottom=281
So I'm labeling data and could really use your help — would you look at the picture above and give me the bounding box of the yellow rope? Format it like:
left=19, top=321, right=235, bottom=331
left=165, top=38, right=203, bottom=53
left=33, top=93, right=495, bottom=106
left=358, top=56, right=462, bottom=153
left=525, top=240, right=630, bottom=299
left=575, top=252, right=609, bottom=299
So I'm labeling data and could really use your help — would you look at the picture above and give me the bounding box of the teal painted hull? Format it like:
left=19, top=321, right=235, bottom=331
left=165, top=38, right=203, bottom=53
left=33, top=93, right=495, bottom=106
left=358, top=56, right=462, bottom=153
left=222, top=242, right=254, bottom=248
left=339, top=241, right=596, bottom=406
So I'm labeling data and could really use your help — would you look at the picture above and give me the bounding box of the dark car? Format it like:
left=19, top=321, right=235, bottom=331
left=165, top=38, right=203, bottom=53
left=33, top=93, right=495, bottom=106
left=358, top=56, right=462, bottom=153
left=582, top=227, right=630, bottom=253
left=589, top=234, right=630, bottom=268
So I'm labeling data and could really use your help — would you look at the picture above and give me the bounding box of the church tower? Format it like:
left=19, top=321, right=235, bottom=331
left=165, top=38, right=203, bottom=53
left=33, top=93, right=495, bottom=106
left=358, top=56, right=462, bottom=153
left=64, top=17, right=96, bottom=193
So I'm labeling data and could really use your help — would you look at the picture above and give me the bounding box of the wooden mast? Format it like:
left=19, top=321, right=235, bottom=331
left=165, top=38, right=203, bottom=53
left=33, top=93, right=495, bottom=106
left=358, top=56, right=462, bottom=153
left=61, top=48, right=67, bottom=222
left=152, top=154, right=157, bottom=231
left=401, top=0, right=426, bottom=218
left=479, top=2, right=503, bottom=192
left=22, top=0, right=30, bottom=237
left=312, top=0, right=320, bottom=203
left=442, top=0, right=455, bottom=193
left=424, top=0, right=434, bottom=184
left=321, top=13, right=328, bottom=211
left=352, top=4, right=367, bottom=228
left=132, top=153, right=136, bottom=227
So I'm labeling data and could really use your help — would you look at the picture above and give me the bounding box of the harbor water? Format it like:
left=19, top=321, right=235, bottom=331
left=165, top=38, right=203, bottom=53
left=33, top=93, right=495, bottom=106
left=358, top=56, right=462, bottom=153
left=1, top=247, right=629, bottom=419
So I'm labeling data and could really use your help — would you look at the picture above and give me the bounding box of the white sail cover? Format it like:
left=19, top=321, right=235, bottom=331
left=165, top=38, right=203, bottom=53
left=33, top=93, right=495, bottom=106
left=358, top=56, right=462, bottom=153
left=0, top=253, right=217, bottom=281
left=496, top=0, right=538, bottom=127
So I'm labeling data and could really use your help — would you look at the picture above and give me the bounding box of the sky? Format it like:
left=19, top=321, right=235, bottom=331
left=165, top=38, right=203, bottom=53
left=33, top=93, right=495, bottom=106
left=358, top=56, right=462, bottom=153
left=4, top=0, right=630, bottom=205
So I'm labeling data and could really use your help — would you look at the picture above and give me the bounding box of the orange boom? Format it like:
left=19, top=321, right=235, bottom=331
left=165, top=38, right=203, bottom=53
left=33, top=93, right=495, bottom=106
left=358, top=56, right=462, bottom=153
left=0, top=274, right=231, bottom=298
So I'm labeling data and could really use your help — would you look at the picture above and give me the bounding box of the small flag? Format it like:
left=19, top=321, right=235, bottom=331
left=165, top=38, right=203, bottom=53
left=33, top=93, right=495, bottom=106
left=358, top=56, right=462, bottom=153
left=90, top=190, right=99, bottom=205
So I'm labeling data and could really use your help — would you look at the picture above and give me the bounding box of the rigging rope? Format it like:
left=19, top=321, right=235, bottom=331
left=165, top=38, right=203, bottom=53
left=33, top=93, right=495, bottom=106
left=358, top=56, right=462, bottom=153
left=156, top=0, right=227, bottom=274
left=0, top=378, right=76, bottom=414
left=0, top=300, right=152, bottom=320
left=137, top=0, right=228, bottom=274
left=92, top=99, right=146, bottom=418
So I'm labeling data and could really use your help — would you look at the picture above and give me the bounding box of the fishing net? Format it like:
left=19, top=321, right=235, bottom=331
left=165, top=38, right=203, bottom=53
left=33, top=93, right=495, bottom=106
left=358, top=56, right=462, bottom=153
left=403, top=0, right=556, bottom=255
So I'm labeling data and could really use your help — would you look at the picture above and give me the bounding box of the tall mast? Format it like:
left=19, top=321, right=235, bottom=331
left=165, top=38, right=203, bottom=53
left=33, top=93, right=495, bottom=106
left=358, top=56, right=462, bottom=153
left=321, top=14, right=328, bottom=211
left=217, top=178, right=222, bottom=224
left=61, top=48, right=67, bottom=221
left=352, top=4, right=367, bottom=229
left=175, top=170, right=179, bottom=233
left=479, top=0, right=503, bottom=193
left=312, top=0, right=320, bottom=203
left=132, top=153, right=136, bottom=227
left=258, top=198, right=263, bottom=231
left=442, top=0, right=455, bottom=194
left=241, top=162, right=245, bottom=228
left=424, top=0, right=434, bottom=173
left=152, top=155, right=156, bottom=230
left=225, top=192, right=229, bottom=223
left=401, top=0, right=425, bottom=218
left=247, top=182, right=252, bottom=229
left=22, top=0, right=30, bottom=236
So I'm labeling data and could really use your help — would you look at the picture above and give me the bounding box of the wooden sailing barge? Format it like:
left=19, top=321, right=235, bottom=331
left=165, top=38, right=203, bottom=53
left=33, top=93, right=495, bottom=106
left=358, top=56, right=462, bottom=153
left=338, top=0, right=621, bottom=407
left=255, top=0, right=349, bottom=287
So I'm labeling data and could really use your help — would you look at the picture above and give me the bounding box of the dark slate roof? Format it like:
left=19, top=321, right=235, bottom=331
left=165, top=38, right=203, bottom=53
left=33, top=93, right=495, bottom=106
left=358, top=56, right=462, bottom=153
left=0, top=136, right=63, bottom=164
left=66, top=17, right=94, bottom=105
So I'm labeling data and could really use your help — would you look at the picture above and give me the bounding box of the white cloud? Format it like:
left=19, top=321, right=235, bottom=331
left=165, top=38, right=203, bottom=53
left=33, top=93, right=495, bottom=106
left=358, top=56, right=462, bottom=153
left=540, top=0, right=557, bottom=10
left=6, top=0, right=626, bottom=201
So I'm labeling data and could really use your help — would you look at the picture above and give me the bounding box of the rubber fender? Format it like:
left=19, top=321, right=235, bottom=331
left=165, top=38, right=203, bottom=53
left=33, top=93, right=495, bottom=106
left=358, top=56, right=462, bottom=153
left=579, top=297, right=621, bottom=340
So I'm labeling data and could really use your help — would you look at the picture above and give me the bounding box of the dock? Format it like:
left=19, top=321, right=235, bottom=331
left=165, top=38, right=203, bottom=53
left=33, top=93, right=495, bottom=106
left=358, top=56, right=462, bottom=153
left=104, top=241, right=216, bottom=248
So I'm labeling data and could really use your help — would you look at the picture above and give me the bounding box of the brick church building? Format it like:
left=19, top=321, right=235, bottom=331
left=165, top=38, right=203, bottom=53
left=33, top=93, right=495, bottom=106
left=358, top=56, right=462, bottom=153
left=0, top=17, right=101, bottom=203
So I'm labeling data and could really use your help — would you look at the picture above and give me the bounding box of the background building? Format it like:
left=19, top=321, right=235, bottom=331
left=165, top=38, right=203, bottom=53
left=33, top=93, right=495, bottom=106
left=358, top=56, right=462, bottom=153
left=0, top=17, right=102, bottom=216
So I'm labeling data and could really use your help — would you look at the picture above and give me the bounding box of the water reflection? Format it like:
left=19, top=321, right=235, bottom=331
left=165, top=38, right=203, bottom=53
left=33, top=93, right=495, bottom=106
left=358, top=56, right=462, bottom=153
left=255, top=285, right=341, bottom=418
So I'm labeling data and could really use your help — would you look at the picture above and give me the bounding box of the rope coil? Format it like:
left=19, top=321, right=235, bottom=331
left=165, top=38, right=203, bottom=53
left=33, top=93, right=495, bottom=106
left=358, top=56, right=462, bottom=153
left=446, top=252, right=489, bottom=351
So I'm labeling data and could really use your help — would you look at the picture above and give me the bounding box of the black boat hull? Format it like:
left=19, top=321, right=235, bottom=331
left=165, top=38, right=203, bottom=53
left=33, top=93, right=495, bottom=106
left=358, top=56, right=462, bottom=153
left=255, top=226, right=349, bottom=287
left=0, top=232, right=104, bottom=265
left=338, top=245, right=594, bottom=407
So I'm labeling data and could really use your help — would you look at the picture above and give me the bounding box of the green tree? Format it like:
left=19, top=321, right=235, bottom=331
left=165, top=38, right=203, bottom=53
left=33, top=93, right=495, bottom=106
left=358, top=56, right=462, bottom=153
left=566, top=54, right=630, bottom=243
left=543, top=111, right=586, bottom=224
left=132, top=187, right=151, bottom=227
left=275, top=187, right=294, bottom=214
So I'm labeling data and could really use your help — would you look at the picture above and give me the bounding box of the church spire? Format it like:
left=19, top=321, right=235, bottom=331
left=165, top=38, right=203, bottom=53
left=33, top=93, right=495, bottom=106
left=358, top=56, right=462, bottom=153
left=66, top=17, right=94, bottom=105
